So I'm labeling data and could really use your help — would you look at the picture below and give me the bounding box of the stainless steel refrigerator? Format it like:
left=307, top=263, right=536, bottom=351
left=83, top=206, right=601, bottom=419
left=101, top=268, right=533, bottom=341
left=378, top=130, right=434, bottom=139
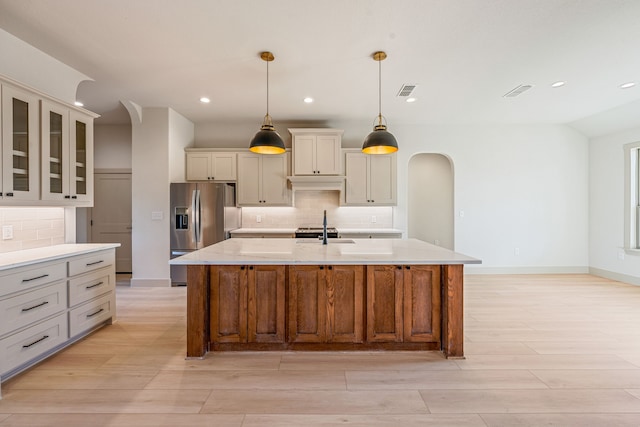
left=170, top=182, right=240, bottom=285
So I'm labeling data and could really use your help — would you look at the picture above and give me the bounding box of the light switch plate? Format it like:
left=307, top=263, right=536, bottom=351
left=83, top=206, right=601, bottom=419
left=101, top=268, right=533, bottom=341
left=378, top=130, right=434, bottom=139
left=2, top=225, right=13, bottom=240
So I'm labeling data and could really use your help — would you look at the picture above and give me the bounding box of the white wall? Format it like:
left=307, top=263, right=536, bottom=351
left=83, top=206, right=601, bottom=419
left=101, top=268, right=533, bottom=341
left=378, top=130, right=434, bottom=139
left=129, top=107, right=193, bottom=287
left=589, top=127, right=640, bottom=284
left=94, top=124, right=132, bottom=170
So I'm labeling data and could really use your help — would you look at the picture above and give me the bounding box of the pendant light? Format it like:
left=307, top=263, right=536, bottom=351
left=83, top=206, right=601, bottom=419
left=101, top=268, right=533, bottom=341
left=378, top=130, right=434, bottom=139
left=362, top=51, right=398, bottom=154
left=249, top=51, right=286, bottom=154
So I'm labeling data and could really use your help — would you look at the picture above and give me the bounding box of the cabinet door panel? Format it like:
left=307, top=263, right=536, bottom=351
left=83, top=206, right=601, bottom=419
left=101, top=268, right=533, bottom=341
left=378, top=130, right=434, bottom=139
left=69, top=112, right=94, bottom=203
left=237, top=154, right=261, bottom=205
left=344, top=152, right=369, bottom=204
left=261, top=154, right=289, bottom=205
left=293, top=135, right=315, bottom=175
left=366, top=265, right=403, bottom=342
left=186, top=153, right=211, bottom=180
left=327, top=265, right=363, bottom=343
left=315, top=135, right=340, bottom=175
left=369, top=154, right=396, bottom=204
left=248, top=265, right=285, bottom=343
left=288, top=266, right=326, bottom=342
left=212, top=153, right=236, bottom=181
left=210, top=266, right=247, bottom=343
left=403, top=265, right=441, bottom=342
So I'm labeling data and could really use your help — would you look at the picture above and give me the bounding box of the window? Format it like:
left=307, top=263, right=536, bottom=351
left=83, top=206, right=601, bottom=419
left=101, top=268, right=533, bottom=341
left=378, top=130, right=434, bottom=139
left=625, top=142, right=640, bottom=250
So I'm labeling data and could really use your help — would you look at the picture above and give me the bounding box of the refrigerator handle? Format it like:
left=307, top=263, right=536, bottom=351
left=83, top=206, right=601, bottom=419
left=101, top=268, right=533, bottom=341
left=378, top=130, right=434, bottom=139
left=192, top=189, right=200, bottom=243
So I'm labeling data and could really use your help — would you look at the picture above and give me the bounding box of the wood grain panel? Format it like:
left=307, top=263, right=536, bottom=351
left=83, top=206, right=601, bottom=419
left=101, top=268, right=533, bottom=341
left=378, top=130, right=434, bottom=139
left=366, top=265, right=403, bottom=342
left=248, top=265, right=285, bottom=343
left=288, top=266, right=326, bottom=343
left=442, top=264, right=464, bottom=358
left=186, top=265, right=209, bottom=358
left=210, top=266, right=247, bottom=343
left=403, top=265, right=441, bottom=343
left=327, top=265, right=364, bottom=343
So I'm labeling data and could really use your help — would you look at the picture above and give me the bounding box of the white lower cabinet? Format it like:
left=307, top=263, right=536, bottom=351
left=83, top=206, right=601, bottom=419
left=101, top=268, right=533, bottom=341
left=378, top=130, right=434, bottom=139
left=0, top=246, right=116, bottom=396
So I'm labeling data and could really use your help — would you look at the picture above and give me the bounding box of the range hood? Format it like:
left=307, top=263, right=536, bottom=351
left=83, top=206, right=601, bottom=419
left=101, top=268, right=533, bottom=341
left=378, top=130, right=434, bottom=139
left=287, top=176, right=345, bottom=192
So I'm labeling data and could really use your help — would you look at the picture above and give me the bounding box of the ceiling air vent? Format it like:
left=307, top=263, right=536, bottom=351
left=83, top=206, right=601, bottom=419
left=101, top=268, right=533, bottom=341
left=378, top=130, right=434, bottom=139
left=503, top=84, right=533, bottom=98
left=397, top=84, right=417, bottom=97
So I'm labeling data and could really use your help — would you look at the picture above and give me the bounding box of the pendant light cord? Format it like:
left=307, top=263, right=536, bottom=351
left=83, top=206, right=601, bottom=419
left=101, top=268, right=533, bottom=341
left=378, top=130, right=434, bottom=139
left=378, top=56, right=382, bottom=123
left=266, top=58, right=270, bottom=117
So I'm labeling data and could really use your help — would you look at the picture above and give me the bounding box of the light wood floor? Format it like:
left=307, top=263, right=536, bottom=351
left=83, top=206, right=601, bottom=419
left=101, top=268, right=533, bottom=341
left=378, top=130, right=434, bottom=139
left=2, top=274, right=640, bottom=426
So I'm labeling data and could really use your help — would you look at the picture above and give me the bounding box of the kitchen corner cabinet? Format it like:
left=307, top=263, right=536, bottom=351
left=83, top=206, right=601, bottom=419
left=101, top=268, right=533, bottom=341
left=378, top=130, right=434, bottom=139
left=40, top=101, right=94, bottom=204
left=185, top=150, right=237, bottom=181
left=237, top=151, right=290, bottom=206
left=1, top=84, right=40, bottom=201
left=366, top=265, right=440, bottom=343
left=210, top=265, right=285, bottom=345
left=344, top=150, right=396, bottom=205
left=288, top=265, right=364, bottom=344
left=0, top=247, right=116, bottom=391
left=289, top=128, right=343, bottom=176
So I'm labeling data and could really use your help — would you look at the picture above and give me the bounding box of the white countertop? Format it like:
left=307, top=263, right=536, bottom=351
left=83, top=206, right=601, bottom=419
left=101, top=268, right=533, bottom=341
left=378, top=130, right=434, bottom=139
left=169, top=238, right=480, bottom=266
left=0, top=243, right=120, bottom=271
left=230, top=228, right=296, bottom=234
left=337, top=228, right=403, bottom=234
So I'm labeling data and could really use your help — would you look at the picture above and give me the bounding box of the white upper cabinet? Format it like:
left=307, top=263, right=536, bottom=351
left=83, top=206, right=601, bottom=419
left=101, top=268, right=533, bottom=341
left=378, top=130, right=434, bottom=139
left=237, top=151, right=290, bottom=206
left=41, top=100, right=94, bottom=205
left=185, top=151, right=237, bottom=181
left=1, top=84, right=40, bottom=201
left=290, top=128, right=343, bottom=176
left=344, top=150, right=396, bottom=206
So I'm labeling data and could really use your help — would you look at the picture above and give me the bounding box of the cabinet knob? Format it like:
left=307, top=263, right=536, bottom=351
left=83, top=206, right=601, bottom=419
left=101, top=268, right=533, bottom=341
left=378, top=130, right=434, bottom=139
left=72, top=195, right=77, bottom=199
left=405, top=266, right=411, bottom=270
left=6, top=192, right=13, bottom=197
left=249, top=266, right=254, bottom=270
left=319, top=266, right=324, bottom=270
left=396, top=266, right=402, bottom=270
left=64, top=195, right=71, bottom=199
left=240, top=266, right=245, bottom=270
left=328, top=266, right=333, bottom=270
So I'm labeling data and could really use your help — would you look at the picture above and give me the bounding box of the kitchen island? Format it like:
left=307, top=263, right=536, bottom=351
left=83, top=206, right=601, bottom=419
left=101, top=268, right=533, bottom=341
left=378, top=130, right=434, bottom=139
left=170, top=238, right=480, bottom=358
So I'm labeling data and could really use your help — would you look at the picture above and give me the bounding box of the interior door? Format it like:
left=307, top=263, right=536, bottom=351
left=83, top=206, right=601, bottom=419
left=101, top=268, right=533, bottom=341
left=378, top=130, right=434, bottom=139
left=90, top=172, right=132, bottom=272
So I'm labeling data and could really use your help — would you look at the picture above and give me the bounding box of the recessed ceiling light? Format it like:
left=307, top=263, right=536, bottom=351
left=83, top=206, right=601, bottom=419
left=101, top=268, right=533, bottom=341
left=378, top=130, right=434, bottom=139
left=551, top=81, right=565, bottom=88
left=200, top=97, right=211, bottom=103
left=74, top=101, right=84, bottom=107
left=303, top=97, right=313, bottom=103
left=405, top=97, right=417, bottom=103
left=620, top=82, right=636, bottom=89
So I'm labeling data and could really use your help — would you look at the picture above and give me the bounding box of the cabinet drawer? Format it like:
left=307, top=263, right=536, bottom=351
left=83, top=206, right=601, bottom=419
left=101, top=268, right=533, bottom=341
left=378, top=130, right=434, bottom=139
left=68, top=268, right=114, bottom=307
left=0, top=313, right=68, bottom=376
left=0, top=281, right=67, bottom=338
left=68, top=250, right=115, bottom=277
left=69, top=292, right=115, bottom=338
left=0, top=261, right=66, bottom=297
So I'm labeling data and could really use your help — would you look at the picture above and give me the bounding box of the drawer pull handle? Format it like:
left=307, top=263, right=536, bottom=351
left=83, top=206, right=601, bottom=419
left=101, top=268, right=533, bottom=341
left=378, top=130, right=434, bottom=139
left=23, top=335, right=49, bottom=349
left=22, top=301, right=49, bottom=312
left=22, top=274, right=49, bottom=283
left=86, top=260, right=104, bottom=267
left=86, top=308, right=105, bottom=318
left=85, top=281, right=104, bottom=290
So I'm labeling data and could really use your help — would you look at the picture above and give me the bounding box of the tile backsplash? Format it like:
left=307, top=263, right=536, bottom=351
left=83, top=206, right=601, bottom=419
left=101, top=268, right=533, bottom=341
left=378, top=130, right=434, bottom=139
left=240, top=191, right=393, bottom=229
left=0, top=207, right=65, bottom=253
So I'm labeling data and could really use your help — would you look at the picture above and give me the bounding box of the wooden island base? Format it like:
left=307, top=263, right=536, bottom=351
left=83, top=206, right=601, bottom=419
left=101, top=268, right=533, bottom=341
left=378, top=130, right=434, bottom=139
left=186, top=263, right=464, bottom=359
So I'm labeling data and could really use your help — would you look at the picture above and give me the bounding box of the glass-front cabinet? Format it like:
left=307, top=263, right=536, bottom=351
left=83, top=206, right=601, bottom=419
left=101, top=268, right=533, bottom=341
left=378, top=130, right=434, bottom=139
left=1, top=84, right=40, bottom=201
left=41, top=101, right=94, bottom=204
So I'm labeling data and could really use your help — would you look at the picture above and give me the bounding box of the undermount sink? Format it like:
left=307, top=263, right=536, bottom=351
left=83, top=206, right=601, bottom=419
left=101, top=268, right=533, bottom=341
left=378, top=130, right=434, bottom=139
left=296, top=239, right=355, bottom=244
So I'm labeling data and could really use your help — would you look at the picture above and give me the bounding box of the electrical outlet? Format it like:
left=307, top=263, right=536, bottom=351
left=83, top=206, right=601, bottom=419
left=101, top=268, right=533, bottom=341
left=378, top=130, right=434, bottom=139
left=371, top=215, right=377, bottom=223
left=514, top=247, right=520, bottom=256
left=459, top=210, right=465, bottom=218
left=434, top=239, right=440, bottom=246
left=256, top=215, right=262, bottom=223
left=2, top=225, right=13, bottom=240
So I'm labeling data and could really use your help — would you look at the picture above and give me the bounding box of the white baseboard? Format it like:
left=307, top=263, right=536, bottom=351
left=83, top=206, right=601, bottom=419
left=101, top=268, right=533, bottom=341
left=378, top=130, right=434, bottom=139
left=589, top=267, right=640, bottom=286
left=464, top=266, right=589, bottom=275
left=130, top=278, right=172, bottom=287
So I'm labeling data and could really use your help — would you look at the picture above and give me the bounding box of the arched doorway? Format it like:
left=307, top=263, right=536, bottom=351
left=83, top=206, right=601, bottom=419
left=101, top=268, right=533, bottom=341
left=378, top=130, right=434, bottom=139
left=408, top=153, right=454, bottom=249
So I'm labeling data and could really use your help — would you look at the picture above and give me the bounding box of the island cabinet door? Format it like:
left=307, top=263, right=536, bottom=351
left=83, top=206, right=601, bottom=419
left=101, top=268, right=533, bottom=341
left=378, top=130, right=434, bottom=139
left=402, top=265, right=441, bottom=343
left=366, top=265, right=404, bottom=342
left=247, top=265, right=286, bottom=343
left=326, top=265, right=364, bottom=343
left=288, top=266, right=327, bottom=343
left=210, top=266, right=248, bottom=343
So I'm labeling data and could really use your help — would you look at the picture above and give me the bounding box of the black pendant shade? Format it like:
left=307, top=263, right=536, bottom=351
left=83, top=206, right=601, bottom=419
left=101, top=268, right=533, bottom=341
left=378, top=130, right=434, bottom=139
left=362, top=51, right=398, bottom=154
left=250, top=51, right=285, bottom=155
left=362, top=122, right=398, bottom=155
left=250, top=120, right=285, bottom=154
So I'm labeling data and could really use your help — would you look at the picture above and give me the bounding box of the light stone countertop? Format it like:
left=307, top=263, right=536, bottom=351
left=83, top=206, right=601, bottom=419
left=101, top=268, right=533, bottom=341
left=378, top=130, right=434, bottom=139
left=169, top=238, right=480, bottom=266
left=230, top=228, right=296, bottom=234
left=0, top=243, right=121, bottom=271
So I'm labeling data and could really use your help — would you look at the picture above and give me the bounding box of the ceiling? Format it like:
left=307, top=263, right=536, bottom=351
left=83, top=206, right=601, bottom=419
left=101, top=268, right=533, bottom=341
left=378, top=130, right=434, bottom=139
left=1, top=0, right=640, bottom=136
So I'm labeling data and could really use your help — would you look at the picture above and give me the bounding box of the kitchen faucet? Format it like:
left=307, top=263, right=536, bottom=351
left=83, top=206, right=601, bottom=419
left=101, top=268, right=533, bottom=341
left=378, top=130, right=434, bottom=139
left=322, top=210, right=328, bottom=245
